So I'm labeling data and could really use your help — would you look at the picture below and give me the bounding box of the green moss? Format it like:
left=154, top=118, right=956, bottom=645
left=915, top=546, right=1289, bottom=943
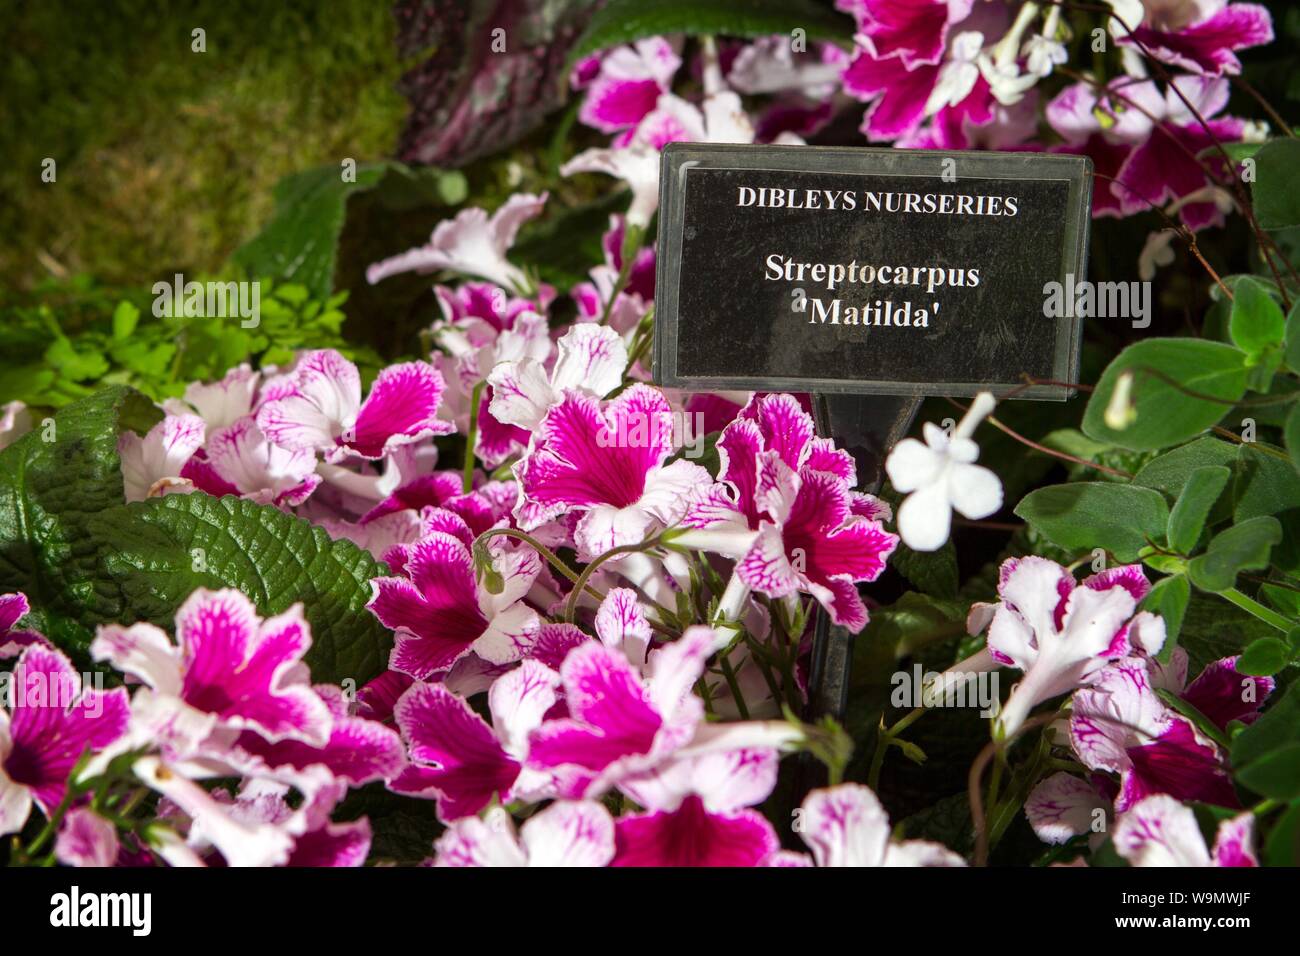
left=3, top=0, right=408, bottom=289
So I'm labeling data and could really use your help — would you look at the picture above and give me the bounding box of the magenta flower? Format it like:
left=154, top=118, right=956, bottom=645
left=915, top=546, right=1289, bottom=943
left=1112, top=76, right=1248, bottom=230
left=578, top=38, right=681, bottom=136
left=1115, top=1, right=1273, bottom=77
left=368, top=533, right=543, bottom=678
left=56, top=808, right=120, bottom=867
left=681, top=395, right=894, bottom=631
left=228, top=684, right=406, bottom=792
left=514, top=384, right=712, bottom=558
left=789, top=782, right=966, bottom=867
left=1159, top=648, right=1275, bottom=729
left=0, top=591, right=46, bottom=659
left=837, top=0, right=975, bottom=68
left=388, top=660, right=559, bottom=820
left=981, top=558, right=1166, bottom=739
left=92, top=589, right=334, bottom=760
left=527, top=627, right=714, bottom=798
left=1114, top=794, right=1257, bottom=867
left=257, top=349, right=453, bottom=462
left=0, top=644, right=130, bottom=835
left=1070, top=657, right=1238, bottom=811
left=434, top=800, right=615, bottom=867
left=611, top=749, right=781, bottom=867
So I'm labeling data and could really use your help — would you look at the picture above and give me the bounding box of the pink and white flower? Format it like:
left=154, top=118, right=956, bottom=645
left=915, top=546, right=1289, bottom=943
left=0, top=644, right=130, bottom=836
left=0, top=400, right=32, bottom=450
left=980, top=558, right=1166, bottom=739
left=1070, top=656, right=1238, bottom=811
left=790, top=783, right=967, bottom=866
left=91, top=589, right=334, bottom=763
left=366, top=193, right=547, bottom=295
left=257, top=349, right=453, bottom=462
left=526, top=627, right=714, bottom=798
left=514, top=384, right=712, bottom=558
left=368, top=533, right=543, bottom=678
left=433, top=799, right=615, bottom=867
left=578, top=38, right=681, bottom=137
left=1113, top=0, right=1273, bottom=77
left=163, top=363, right=260, bottom=429
left=388, top=660, right=558, bottom=819
left=206, top=416, right=321, bottom=507
left=611, top=748, right=782, bottom=867
left=0, top=591, right=46, bottom=660
left=56, top=807, right=120, bottom=867
left=1113, top=794, right=1257, bottom=867
left=119, top=413, right=205, bottom=502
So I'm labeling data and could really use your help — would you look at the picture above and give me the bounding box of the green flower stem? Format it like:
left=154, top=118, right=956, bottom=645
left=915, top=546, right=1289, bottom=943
left=564, top=535, right=664, bottom=624
left=462, top=381, right=485, bottom=494
left=1220, top=587, right=1294, bottom=633
left=473, top=528, right=603, bottom=606
left=598, top=225, right=643, bottom=327
left=717, top=652, right=749, bottom=720
left=866, top=706, right=927, bottom=791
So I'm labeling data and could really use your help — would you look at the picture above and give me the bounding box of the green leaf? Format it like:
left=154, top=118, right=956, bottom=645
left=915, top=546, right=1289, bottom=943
left=0, top=386, right=161, bottom=656
left=1285, top=299, right=1300, bottom=375
left=1236, top=636, right=1293, bottom=676
left=1233, top=443, right=1300, bottom=521
left=566, top=0, right=853, bottom=72
left=111, top=301, right=140, bottom=340
left=1264, top=801, right=1300, bottom=866
left=45, top=336, right=111, bottom=382
left=1236, top=744, right=1300, bottom=800
left=890, top=540, right=959, bottom=600
left=1188, top=516, right=1282, bottom=592
left=1167, top=465, right=1230, bottom=554
left=1229, top=276, right=1286, bottom=357
left=1180, top=590, right=1280, bottom=673
left=1014, top=482, right=1169, bottom=562
left=1234, top=679, right=1300, bottom=771
left=89, top=494, right=391, bottom=687
left=1132, top=436, right=1239, bottom=507
left=1083, top=339, right=1249, bottom=451
left=232, top=163, right=391, bottom=300
left=1252, top=138, right=1300, bottom=231
left=1286, top=404, right=1300, bottom=473
left=1143, top=574, right=1190, bottom=661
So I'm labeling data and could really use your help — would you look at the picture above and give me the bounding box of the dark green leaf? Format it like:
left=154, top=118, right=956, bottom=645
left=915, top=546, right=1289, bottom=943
left=1229, top=276, right=1286, bottom=356
left=1144, top=574, right=1190, bottom=662
left=566, top=0, right=853, bottom=71
left=1014, top=482, right=1169, bottom=562
left=1235, top=744, right=1300, bottom=799
left=0, top=387, right=161, bottom=659
left=1083, top=339, right=1249, bottom=451
left=232, top=163, right=391, bottom=300
left=1233, top=679, right=1300, bottom=770
left=89, top=494, right=392, bottom=686
left=1132, top=436, right=1239, bottom=499
left=1236, top=636, right=1293, bottom=676
left=1187, top=516, right=1282, bottom=592
left=1286, top=404, right=1300, bottom=474
left=1233, top=443, right=1300, bottom=521
left=1252, top=138, right=1300, bottom=230
left=1167, top=465, right=1230, bottom=554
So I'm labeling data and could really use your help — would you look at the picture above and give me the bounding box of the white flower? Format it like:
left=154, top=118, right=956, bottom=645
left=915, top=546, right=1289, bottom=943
left=884, top=392, right=1002, bottom=551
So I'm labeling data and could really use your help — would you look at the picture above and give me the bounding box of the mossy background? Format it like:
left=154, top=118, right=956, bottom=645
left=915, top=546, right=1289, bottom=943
left=3, top=0, right=408, bottom=290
